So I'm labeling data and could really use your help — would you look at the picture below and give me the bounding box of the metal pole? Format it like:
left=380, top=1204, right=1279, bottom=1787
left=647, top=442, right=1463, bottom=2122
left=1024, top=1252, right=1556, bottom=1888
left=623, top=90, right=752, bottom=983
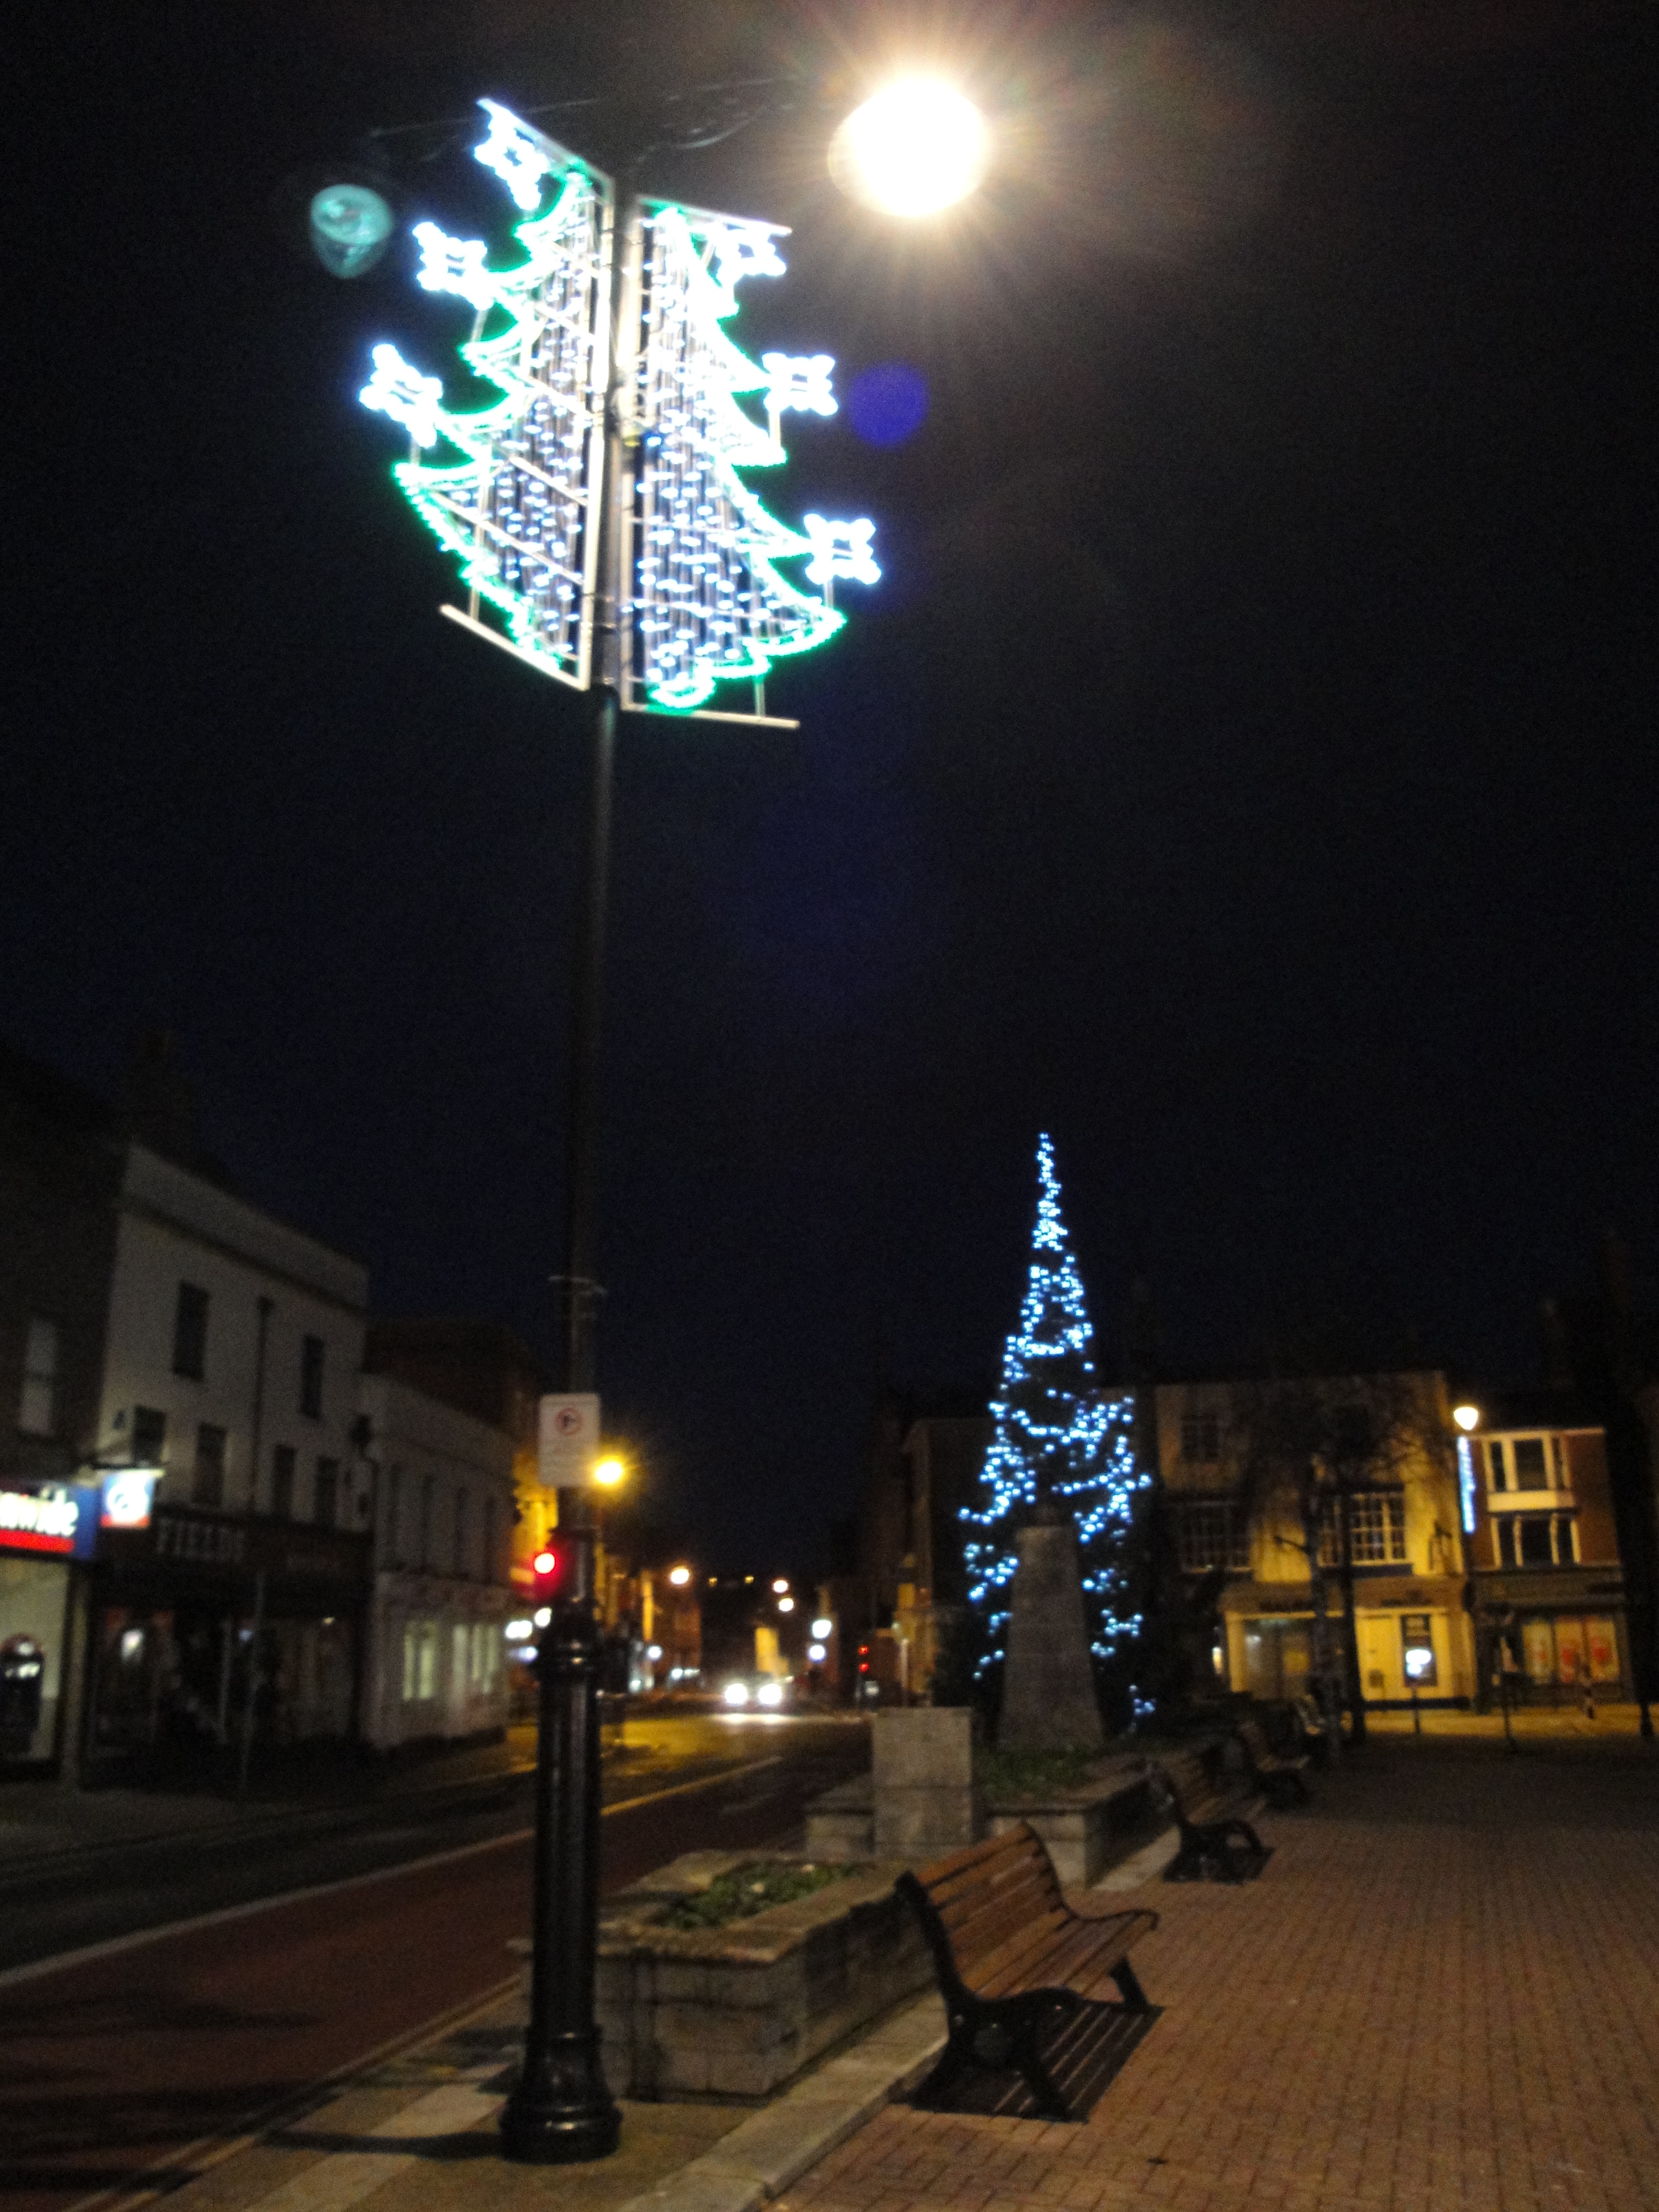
left=500, top=192, right=627, bottom=2170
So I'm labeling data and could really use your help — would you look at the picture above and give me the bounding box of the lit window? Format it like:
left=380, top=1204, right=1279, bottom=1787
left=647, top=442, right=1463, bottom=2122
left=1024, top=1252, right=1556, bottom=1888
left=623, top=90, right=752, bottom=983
left=1318, top=1493, right=1407, bottom=1567
left=1177, top=1500, right=1249, bottom=1572
left=19, top=1318, right=59, bottom=1437
left=1181, top=1408, right=1222, bottom=1463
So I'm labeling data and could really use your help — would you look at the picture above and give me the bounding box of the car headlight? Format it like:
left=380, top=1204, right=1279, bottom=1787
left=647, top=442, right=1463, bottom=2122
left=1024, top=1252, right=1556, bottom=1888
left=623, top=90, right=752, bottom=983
left=757, top=1681, right=784, bottom=1708
left=723, top=1681, right=750, bottom=1707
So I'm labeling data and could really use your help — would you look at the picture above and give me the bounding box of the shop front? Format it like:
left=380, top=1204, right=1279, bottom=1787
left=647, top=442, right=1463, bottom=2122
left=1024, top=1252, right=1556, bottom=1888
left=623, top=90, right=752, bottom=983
left=87, top=1504, right=371, bottom=1776
left=0, top=1481, right=100, bottom=1770
left=1474, top=1569, right=1629, bottom=1707
left=1226, top=1576, right=1474, bottom=1709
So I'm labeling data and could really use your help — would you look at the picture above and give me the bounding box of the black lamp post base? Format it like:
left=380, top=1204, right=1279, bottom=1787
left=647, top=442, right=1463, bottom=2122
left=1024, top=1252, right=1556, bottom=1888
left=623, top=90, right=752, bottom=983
left=500, top=2037, right=620, bottom=2164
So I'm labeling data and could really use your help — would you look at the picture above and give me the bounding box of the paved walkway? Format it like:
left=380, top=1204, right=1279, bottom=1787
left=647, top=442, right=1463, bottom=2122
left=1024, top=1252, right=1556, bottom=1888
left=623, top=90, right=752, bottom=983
left=777, top=1738, right=1659, bottom=2212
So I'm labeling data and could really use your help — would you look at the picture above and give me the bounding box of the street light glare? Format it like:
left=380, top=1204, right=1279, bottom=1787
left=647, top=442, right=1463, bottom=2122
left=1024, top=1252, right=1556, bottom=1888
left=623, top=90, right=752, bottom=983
left=593, top=1455, right=627, bottom=1488
left=668, top=1564, right=692, bottom=1586
left=1452, top=1404, right=1480, bottom=1432
left=829, top=80, right=989, bottom=218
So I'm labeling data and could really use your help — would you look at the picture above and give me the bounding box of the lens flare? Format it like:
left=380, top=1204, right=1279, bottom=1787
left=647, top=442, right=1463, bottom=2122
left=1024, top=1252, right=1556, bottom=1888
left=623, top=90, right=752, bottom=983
left=830, top=81, right=989, bottom=217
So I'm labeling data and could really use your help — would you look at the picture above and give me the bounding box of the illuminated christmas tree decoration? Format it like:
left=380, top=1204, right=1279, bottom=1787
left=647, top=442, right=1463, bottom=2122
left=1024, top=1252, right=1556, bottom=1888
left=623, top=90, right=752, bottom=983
left=761, top=353, right=838, bottom=418
left=413, top=223, right=497, bottom=314
left=626, top=201, right=856, bottom=713
left=801, top=514, right=880, bottom=589
left=359, top=346, right=446, bottom=447
left=961, top=1134, right=1150, bottom=1710
left=359, top=112, right=613, bottom=688
left=474, top=99, right=561, bottom=210
left=358, top=101, right=878, bottom=716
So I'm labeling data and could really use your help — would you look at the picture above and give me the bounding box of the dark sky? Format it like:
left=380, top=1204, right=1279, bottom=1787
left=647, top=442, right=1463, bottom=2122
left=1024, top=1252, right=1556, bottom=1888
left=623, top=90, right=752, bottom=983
left=7, top=2, right=1655, bottom=1568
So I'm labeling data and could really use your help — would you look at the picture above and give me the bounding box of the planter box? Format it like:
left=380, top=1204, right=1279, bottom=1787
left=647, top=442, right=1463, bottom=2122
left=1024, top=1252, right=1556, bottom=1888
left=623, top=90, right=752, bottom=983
left=587, top=1851, right=932, bottom=2102
left=806, top=1756, right=1160, bottom=1888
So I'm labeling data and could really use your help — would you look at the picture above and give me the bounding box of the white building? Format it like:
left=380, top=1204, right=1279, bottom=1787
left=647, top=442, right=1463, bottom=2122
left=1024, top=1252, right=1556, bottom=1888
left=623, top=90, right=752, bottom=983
left=88, top=1144, right=371, bottom=1760
left=357, top=1371, right=515, bottom=1749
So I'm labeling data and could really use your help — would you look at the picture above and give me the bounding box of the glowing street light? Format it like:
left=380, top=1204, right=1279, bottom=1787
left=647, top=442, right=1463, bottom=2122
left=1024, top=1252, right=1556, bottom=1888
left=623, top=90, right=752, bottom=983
left=1452, top=1404, right=1480, bottom=1432
left=592, top=1454, right=627, bottom=1489
left=777, top=1596, right=795, bottom=1614
left=667, top=1564, right=692, bottom=1587
left=828, top=80, right=989, bottom=217
left=771, top=1577, right=790, bottom=1595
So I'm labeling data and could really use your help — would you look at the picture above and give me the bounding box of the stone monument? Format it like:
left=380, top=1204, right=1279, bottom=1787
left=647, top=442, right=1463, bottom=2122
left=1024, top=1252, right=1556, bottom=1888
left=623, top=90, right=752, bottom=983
left=998, top=1503, right=1105, bottom=1750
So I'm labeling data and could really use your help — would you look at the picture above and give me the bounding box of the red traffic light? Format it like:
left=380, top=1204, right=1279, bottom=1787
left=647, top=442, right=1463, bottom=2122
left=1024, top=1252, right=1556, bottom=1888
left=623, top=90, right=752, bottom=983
left=534, top=1549, right=557, bottom=1578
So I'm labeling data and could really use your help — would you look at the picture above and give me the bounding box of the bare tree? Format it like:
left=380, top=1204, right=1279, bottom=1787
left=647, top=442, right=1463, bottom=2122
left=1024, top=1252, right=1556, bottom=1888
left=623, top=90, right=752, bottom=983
left=1228, top=1366, right=1448, bottom=1750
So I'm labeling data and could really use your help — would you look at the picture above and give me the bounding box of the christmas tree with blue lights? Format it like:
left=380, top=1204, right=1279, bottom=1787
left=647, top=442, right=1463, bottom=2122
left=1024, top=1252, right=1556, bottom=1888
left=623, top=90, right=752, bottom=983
left=961, top=1134, right=1151, bottom=1724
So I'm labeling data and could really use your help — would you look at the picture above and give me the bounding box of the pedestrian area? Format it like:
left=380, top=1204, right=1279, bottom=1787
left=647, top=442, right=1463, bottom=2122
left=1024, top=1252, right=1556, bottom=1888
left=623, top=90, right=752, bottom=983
left=779, top=1736, right=1659, bottom=2212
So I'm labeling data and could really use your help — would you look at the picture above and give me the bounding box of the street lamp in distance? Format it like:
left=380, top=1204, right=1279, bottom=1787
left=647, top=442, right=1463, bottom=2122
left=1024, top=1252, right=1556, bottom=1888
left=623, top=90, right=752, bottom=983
left=1453, top=1404, right=1480, bottom=1432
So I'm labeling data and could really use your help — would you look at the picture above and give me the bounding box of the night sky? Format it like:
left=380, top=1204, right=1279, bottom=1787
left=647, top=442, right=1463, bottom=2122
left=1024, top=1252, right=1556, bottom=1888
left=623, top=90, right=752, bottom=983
left=8, top=2, right=1655, bottom=1568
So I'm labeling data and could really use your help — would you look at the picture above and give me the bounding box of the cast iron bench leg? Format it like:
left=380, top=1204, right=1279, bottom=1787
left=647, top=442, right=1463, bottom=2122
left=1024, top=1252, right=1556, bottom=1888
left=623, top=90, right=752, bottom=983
left=1112, top=1957, right=1153, bottom=2013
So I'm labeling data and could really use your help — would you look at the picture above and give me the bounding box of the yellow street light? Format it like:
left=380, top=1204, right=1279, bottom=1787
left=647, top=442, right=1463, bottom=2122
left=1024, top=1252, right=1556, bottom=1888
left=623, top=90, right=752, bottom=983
left=592, top=1454, right=628, bottom=1488
left=828, top=80, right=989, bottom=218
left=667, top=1564, right=692, bottom=1587
left=771, top=1577, right=790, bottom=1595
left=1452, top=1405, right=1480, bottom=1433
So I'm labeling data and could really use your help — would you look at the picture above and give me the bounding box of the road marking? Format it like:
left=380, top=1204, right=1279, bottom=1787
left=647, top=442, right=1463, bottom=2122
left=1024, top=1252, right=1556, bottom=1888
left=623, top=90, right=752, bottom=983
left=53, top=1978, right=521, bottom=2212
left=0, top=1753, right=791, bottom=1994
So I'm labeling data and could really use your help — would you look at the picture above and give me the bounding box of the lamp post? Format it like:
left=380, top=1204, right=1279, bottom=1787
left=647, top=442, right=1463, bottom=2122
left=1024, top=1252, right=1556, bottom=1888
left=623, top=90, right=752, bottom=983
left=349, top=75, right=987, bottom=2166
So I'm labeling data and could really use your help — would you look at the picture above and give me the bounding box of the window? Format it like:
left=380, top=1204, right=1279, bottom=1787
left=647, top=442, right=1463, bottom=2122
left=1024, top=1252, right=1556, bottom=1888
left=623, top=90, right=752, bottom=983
left=453, top=1486, right=469, bottom=1577
left=132, top=1405, right=168, bottom=1464
left=1495, top=1512, right=1577, bottom=1568
left=300, top=1334, right=325, bottom=1420
left=172, top=1284, right=210, bottom=1379
left=1318, top=1491, right=1407, bottom=1567
left=1487, top=1439, right=1507, bottom=1491
left=315, top=1457, right=339, bottom=1530
left=402, top=1620, right=439, bottom=1702
left=19, top=1318, right=60, bottom=1436
left=452, top=1622, right=468, bottom=1697
left=1400, top=1613, right=1438, bottom=1688
left=1181, top=1407, right=1222, bottom=1463
left=1176, top=1500, right=1249, bottom=1572
left=1512, top=1438, right=1547, bottom=1487
left=270, top=1443, right=295, bottom=1519
left=192, top=1423, right=227, bottom=1509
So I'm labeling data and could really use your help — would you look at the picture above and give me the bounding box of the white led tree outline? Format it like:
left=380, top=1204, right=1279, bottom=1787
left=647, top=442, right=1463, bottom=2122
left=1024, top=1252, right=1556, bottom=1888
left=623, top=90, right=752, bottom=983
left=358, top=102, right=876, bottom=720
left=961, top=1134, right=1151, bottom=1708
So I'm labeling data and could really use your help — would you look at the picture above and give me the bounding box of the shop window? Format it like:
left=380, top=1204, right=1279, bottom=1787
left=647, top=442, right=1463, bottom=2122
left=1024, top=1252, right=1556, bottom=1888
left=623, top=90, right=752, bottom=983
left=1522, top=1618, right=1554, bottom=1683
left=315, top=1457, right=339, bottom=1530
left=133, top=1406, right=167, bottom=1464
left=1586, top=1617, right=1620, bottom=1683
left=19, top=1318, right=59, bottom=1437
left=1176, top=1499, right=1249, bottom=1572
left=172, top=1284, right=210, bottom=1380
left=1400, top=1613, right=1437, bottom=1688
left=270, top=1444, right=295, bottom=1520
left=192, top=1424, right=227, bottom=1509
left=1181, top=1408, right=1222, bottom=1463
left=1318, top=1491, right=1407, bottom=1567
left=300, top=1334, right=325, bottom=1420
left=452, top=1622, right=468, bottom=1696
left=401, top=1620, right=438, bottom=1702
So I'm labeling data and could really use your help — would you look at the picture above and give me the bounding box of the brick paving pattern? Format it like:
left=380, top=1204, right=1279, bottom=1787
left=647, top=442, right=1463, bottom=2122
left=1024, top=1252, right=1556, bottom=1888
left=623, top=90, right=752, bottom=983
left=776, top=1738, right=1659, bottom=2212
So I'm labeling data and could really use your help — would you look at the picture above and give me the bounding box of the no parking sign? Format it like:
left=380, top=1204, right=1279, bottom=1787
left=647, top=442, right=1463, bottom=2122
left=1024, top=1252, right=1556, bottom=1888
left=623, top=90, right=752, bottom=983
left=537, top=1394, right=601, bottom=1486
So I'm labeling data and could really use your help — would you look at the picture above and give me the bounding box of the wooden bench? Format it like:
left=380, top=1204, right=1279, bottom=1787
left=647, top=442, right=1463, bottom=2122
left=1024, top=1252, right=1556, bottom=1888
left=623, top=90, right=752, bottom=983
left=1236, top=1714, right=1311, bottom=1806
left=896, top=1823, right=1159, bottom=2119
left=1155, top=1747, right=1270, bottom=1881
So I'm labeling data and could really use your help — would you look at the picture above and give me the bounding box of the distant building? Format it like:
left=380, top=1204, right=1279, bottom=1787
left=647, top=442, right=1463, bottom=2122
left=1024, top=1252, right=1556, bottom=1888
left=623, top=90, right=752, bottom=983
left=1460, top=1390, right=1631, bottom=1701
left=1156, top=1371, right=1476, bottom=1709
left=356, top=1371, right=515, bottom=1748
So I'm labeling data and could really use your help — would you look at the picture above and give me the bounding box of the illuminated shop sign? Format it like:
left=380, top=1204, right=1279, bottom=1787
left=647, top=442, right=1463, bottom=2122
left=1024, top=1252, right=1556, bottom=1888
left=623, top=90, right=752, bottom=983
left=0, top=1486, right=92, bottom=1558
left=100, top=1468, right=160, bottom=1531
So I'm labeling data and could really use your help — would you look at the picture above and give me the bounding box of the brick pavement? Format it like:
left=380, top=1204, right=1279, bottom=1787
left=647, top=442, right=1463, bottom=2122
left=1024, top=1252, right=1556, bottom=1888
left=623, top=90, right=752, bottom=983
left=775, top=1738, right=1659, bottom=2212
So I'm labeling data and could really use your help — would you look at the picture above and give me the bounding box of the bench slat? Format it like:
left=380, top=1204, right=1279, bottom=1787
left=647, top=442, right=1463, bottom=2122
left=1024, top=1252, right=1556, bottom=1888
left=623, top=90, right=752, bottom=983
left=916, top=1827, right=1037, bottom=1891
left=926, top=1844, right=1047, bottom=1915
left=971, top=1908, right=1155, bottom=2000
left=938, top=1858, right=1061, bottom=1937
left=944, top=1878, right=1063, bottom=1966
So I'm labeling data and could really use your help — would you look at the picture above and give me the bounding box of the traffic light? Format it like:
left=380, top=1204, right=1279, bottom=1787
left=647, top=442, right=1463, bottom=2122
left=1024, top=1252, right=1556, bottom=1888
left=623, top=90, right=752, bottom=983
left=531, top=1546, right=575, bottom=1618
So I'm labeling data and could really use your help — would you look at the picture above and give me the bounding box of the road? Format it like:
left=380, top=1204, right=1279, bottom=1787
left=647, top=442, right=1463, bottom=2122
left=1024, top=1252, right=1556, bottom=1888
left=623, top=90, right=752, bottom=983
left=0, top=1712, right=865, bottom=2212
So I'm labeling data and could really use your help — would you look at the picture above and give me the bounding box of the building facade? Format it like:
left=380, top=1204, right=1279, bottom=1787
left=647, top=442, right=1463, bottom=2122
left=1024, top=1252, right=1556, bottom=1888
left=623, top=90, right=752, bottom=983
left=1157, top=1371, right=1477, bottom=1710
left=86, top=1144, right=371, bottom=1766
left=356, top=1372, right=515, bottom=1749
left=1459, top=1390, right=1630, bottom=1702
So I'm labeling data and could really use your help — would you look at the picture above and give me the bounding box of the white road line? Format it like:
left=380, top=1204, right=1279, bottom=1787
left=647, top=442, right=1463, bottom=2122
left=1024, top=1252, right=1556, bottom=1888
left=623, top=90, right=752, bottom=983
left=0, top=1753, right=789, bottom=1992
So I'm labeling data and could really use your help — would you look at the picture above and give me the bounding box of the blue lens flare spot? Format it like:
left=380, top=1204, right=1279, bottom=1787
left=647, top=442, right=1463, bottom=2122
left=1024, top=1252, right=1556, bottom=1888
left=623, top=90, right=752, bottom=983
left=844, top=363, right=929, bottom=448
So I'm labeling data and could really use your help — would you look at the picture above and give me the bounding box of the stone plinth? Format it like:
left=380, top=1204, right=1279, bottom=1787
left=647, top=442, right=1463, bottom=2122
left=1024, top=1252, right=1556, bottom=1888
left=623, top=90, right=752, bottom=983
left=998, top=1514, right=1105, bottom=1750
left=581, top=1851, right=931, bottom=2101
left=871, top=1707, right=981, bottom=1856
